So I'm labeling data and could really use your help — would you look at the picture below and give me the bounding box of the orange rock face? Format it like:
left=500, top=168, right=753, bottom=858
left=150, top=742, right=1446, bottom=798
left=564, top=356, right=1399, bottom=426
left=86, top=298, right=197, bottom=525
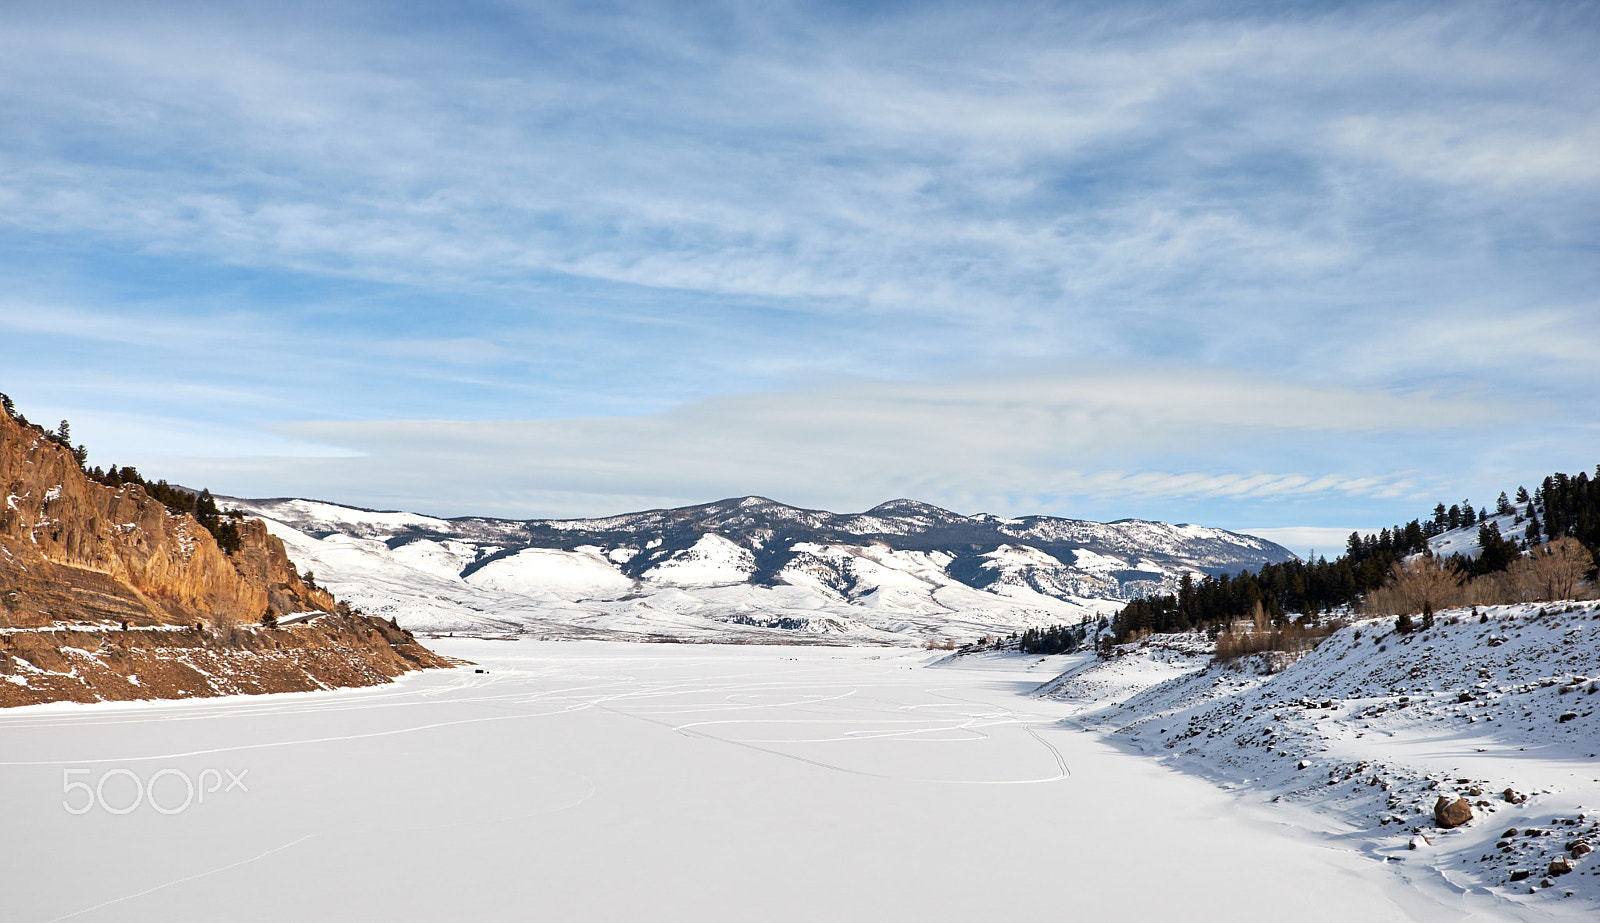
left=0, top=411, right=339, bottom=627
left=0, top=409, right=450, bottom=706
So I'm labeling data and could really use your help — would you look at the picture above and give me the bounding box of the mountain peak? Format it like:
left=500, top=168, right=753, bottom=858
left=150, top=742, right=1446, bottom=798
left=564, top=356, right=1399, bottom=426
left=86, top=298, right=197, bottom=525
left=864, top=498, right=960, bottom=518
left=733, top=495, right=782, bottom=509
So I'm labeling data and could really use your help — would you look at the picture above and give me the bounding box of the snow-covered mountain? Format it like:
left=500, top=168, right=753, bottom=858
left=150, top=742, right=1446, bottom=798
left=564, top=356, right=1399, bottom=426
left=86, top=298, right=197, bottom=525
left=223, top=494, right=1295, bottom=644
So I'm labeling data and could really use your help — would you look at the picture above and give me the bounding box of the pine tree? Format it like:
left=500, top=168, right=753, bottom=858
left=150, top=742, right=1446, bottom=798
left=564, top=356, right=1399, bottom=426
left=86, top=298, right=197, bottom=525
left=213, top=519, right=242, bottom=554
left=1474, top=522, right=1517, bottom=574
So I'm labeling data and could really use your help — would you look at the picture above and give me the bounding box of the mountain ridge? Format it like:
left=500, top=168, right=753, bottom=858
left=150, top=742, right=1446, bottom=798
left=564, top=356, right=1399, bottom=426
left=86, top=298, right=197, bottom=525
left=224, top=492, right=1296, bottom=644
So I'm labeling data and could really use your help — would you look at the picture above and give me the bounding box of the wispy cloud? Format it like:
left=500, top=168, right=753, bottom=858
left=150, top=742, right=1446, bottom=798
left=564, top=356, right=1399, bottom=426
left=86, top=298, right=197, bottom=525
left=2, top=2, right=1593, bottom=330
left=1237, top=526, right=1374, bottom=561
left=1, top=0, right=1595, bottom=529
left=133, top=366, right=1491, bottom=521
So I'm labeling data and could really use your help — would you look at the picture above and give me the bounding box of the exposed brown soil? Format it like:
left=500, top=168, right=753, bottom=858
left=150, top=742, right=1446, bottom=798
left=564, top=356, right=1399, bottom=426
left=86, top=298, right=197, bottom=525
left=0, top=616, right=451, bottom=707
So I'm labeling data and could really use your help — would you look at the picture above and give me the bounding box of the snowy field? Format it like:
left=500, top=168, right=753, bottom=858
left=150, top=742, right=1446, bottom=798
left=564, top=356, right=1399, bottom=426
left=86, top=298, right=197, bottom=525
left=0, top=641, right=1566, bottom=922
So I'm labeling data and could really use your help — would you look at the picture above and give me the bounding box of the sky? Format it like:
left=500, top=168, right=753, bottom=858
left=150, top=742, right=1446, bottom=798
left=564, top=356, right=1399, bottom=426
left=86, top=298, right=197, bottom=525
left=1, top=0, right=1597, bottom=556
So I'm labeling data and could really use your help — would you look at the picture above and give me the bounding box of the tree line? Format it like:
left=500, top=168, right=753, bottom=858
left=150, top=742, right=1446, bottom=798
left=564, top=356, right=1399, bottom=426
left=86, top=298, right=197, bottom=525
left=1107, top=465, right=1600, bottom=644
left=1017, top=619, right=1103, bottom=655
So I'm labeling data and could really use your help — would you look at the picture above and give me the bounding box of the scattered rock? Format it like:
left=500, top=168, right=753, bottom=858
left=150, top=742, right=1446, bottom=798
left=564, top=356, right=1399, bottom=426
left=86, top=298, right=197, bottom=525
left=1434, top=796, right=1473, bottom=829
left=1503, top=789, right=1527, bottom=805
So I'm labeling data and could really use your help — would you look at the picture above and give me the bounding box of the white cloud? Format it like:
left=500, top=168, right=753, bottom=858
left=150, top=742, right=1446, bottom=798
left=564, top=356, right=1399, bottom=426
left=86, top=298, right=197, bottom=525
left=1332, top=115, right=1600, bottom=188
left=62, top=410, right=363, bottom=461
left=132, top=366, right=1493, bottom=518
left=2, top=1, right=1594, bottom=527
left=1, top=0, right=1593, bottom=331
left=372, top=338, right=517, bottom=366
left=1237, top=527, right=1374, bottom=561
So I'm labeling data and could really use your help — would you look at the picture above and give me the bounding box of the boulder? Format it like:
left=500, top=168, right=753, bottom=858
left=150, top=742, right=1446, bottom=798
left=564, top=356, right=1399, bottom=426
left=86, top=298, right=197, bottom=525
left=1434, top=795, right=1473, bottom=829
left=1549, top=856, right=1573, bottom=876
left=1570, top=841, right=1593, bottom=859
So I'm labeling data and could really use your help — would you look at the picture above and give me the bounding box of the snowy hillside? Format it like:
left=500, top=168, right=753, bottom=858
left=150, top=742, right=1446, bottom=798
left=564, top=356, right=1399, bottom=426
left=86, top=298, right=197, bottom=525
left=1428, top=507, right=1528, bottom=560
left=221, top=495, right=1294, bottom=644
left=1033, top=600, right=1600, bottom=913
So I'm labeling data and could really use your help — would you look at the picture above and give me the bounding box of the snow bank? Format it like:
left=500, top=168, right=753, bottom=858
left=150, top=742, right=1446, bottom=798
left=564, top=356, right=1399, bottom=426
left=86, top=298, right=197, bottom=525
left=1042, top=601, right=1600, bottom=913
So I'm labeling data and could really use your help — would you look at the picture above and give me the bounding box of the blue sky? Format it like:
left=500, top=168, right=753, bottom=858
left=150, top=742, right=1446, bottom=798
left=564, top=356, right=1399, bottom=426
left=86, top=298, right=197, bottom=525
left=2, top=0, right=1597, bottom=554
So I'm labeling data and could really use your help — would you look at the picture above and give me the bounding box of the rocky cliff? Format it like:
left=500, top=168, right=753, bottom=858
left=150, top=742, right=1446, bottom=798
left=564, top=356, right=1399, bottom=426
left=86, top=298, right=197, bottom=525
left=0, top=408, right=450, bottom=706
left=0, top=411, right=335, bottom=628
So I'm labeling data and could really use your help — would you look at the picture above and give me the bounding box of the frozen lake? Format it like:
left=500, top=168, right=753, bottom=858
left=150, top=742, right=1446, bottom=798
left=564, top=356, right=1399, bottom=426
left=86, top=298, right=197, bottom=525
left=1, top=641, right=1516, bottom=921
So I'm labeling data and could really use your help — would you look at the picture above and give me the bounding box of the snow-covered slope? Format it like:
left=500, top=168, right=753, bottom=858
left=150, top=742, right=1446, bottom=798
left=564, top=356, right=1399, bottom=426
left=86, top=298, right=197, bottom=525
left=1036, top=600, right=1600, bottom=913
left=221, top=494, right=1294, bottom=644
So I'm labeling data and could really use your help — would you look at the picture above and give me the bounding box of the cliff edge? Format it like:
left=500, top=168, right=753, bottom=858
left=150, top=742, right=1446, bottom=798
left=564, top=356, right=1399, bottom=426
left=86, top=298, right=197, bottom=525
left=0, top=407, right=450, bottom=706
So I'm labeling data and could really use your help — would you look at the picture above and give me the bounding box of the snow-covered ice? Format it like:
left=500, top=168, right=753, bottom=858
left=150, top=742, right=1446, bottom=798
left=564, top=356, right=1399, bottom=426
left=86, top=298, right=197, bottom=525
left=0, top=640, right=1519, bottom=921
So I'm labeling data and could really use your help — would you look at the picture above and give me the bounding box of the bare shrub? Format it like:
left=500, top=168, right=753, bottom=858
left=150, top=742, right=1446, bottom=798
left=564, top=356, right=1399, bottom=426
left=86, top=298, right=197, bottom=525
left=1525, top=537, right=1594, bottom=602
left=208, top=610, right=247, bottom=647
left=1362, top=555, right=1464, bottom=617
left=1213, top=602, right=1341, bottom=663
left=1465, top=569, right=1523, bottom=606
left=1458, top=537, right=1597, bottom=606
